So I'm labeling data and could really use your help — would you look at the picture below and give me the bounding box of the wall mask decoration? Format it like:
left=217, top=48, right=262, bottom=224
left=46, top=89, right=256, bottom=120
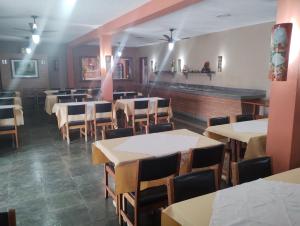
left=81, top=56, right=100, bottom=80
left=269, top=23, right=293, bottom=81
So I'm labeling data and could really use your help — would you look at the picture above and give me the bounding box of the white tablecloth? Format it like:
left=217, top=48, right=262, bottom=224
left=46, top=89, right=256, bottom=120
left=0, top=105, right=24, bottom=126
left=52, top=101, right=110, bottom=128
left=0, top=97, right=22, bottom=106
left=210, top=179, right=300, bottom=226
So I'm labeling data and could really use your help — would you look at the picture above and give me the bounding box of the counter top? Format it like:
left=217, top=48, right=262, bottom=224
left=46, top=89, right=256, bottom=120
left=147, top=82, right=266, bottom=100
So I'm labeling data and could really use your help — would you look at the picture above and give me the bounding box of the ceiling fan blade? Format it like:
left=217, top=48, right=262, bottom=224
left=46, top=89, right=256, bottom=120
left=181, top=37, right=191, bottom=40
left=159, top=38, right=168, bottom=41
left=14, top=27, right=31, bottom=32
left=163, top=35, right=171, bottom=41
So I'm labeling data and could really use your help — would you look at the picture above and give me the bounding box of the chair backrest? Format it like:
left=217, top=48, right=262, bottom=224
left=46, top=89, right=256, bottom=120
left=0, top=209, right=16, bottom=226
left=157, top=98, right=170, bottom=108
left=104, top=127, right=134, bottom=139
left=0, top=98, right=14, bottom=105
left=57, top=90, right=67, bottom=95
left=95, top=103, right=112, bottom=114
left=0, top=108, right=14, bottom=120
left=168, top=170, right=216, bottom=204
left=236, top=114, right=255, bottom=122
left=137, top=153, right=181, bottom=183
left=64, top=90, right=71, bottom=95
left=232, top=156, right=272, bottom=185
left=57, top=96, right=73, bottom=103
left=113, top=93, right=124, bottom=100
left=74, top=89, right=87, bottom=94
left=134, top=100, right=148, bottom=110
left=147, top=123, right=174, bottom=134
left=208, top=116, right=230, bottom=126
left=0, top=92, right=15, bottom=97
left=73, top=95, right=86, bottom=102
left=125, top=92, right=138, bottom=98
left=67, top=104, right=86, bottom=115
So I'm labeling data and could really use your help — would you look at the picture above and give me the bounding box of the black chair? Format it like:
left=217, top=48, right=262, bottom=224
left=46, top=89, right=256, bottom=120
left=73, top=94, right=87, bottom=102
left=57, top=96, right=73, bottom=103
left=231, top=156, right=272, bottom=185
left=208, top=116, right=230, bottom=126
left=125, top=92, right=138, bottom=99
left=167, top=170, right=216, bottom=204
left=57, top=90, right=68, bottom=95
left=64, top=90, right=71, bottom=95
left=93, top=103, right=114, bottom=140
left=102, top=127, right=134, bottom=219
left=189, top=144, right=225, bottom=189
left=0, top=92, right=15, bottom=98
left=0, top=98, right=14, bottom=105
left=236, top=114, right=255, bottom=122
left=74, top=89, right=87, bottom=94
left=64, top=104, right=87, bottom=144
left=132, top=100, right=149, bottom=133
left=0, top=108, right=18, bottom=148
left=0, top=209, right=16, bottom=226
left=155, top=98, right=171, bottom=124
left=147, top=122, right=174, bottom=134
left=113, top=93, right=124, bottom=100
left=120, top=152, right=181, bottom=226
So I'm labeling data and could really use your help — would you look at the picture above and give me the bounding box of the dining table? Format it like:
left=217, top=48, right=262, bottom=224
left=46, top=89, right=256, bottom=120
left=161, top=167, right=300, bottom=226
left=52, top=100, right=111, bottom=129
left=92, top=129, right=221, bottom=194
left=205, top=119, right=268, bottom=159
left=0, top=104, right=24, bottom=126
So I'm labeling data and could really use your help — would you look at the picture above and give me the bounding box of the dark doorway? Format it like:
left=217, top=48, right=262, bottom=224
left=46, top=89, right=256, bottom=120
left=139, top=57, right=148, bottom=85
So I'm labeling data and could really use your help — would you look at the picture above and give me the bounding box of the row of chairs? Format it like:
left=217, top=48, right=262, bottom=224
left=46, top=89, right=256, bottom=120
left=0, top=98, right=14, bottom=105
left=208, top=114, right=255, bottom=126
left=0, top=108, right=18, bottom=148
left=57, top=95, right=90, bottom=103
left=0, top=91, right=16, bottom=98
left=113, top=92, right=138, bottom=100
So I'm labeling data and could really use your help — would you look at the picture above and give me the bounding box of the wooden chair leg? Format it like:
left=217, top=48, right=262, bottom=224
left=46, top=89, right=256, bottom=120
left=66, top=127, right=70, bottom=144
left=85, top=125, right=87, bottom=142
left=104, top=164, right=108, bottom=198
left=94, top=124, right=97, bottom=141
left=15, top=131, right=19, bottom=148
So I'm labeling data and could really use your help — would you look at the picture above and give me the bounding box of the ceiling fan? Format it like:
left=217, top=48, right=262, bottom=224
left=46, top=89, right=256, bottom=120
left=159, top=28, right=190, bottom=50
left=14, top=15, right=56, bottom=44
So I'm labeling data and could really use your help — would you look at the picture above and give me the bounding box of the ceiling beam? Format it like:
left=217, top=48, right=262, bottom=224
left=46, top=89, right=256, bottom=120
left=68, top=0, right=201, bottom=46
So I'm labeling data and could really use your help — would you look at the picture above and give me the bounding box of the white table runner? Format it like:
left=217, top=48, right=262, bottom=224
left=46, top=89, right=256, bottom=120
left=210, top=179, right=300, bottom=226
left=113, top=133, right=199, bottom=156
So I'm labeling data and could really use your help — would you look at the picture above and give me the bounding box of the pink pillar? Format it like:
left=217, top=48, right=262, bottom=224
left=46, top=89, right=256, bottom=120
left=266, top=0, right=300, bottom=173
left=99, top=35, right=113, bottom=101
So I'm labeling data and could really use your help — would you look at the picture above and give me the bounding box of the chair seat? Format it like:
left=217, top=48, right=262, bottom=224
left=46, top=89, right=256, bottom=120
left=0, top=125, right=15, bottom=131
left=129, top=185, right=167, bottom=206
left=157, top=112, right=169, bottom=117
left=134, top=114, right=148, bottom=120
left=96, top=118, right=112, bottom=124
left=68, top=120, right=85, bottom=126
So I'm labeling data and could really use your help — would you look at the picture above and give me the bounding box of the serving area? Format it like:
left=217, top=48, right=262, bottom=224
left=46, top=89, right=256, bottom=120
left=1, top=0, right=300, bottom=226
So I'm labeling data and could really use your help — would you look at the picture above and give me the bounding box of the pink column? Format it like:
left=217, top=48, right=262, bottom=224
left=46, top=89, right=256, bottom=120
left=99, top=35, right=113, bottom=101
left=266, top=0, right=300, bottom=173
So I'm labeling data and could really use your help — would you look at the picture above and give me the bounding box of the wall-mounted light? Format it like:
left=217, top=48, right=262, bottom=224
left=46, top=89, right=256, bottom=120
left=217, top=56, right=223, bottom=72
left=1, top=59, right=8, bottom=64
left=40, top=59, right=47, bottom=64
left=168, top=42, right=174, bottom=51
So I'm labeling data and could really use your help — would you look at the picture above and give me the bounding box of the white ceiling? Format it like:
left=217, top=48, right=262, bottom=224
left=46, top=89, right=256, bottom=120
left=0, top=0, right=277, bottom=46
left=0, top=0, right=148, bottom=43
left=113, top=0, right=277, bottom=47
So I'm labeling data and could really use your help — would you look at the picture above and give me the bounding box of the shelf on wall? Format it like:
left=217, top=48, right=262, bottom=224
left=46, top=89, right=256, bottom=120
left=182, top=71, right=216, bottom=80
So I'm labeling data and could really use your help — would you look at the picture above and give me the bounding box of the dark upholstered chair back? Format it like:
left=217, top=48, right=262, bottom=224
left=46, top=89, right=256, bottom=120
left=209, top=116, right=230, bottom=126
left=191, top=144, right=225, bottom=169
left=148, top=123, right=173, bottom=134
left=157, top=98, right=170, bottom=108
left=104, top=128, right=134, bottom=139
left=113, top=93, right=124, bottom=100
left=57, top=91, right=67, bottom=95
left=73, top=95, right=86, bottom=102
left=138, top=153, right=181, bottom=182
left=74, top=89, right=87, bottom=94
left=134, top=100, right=148, bottom=110
left=0, top=108, right=14, bottom=119
left=0, top=209, right=16, bottom=226
left=171, top=170, right=216, bottom=204
left=58, top=96, right=73, bottom=103
left=236, top=156, right=272, bottom=184
left=236, top=114, right=255, bottom=122
left=125, top=92, right=137, bottom=98
left=0, top=92, right=15, bottom=97
left=95, top=103, right=112, bottom=113
left=0, top=98, right=14, bottom=105
left=67, top=104, right=85, bottom=115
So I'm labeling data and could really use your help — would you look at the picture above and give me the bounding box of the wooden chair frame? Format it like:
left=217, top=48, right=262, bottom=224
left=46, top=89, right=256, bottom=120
left=131, top=100, right=150, bottom=134
left=93, top=103, right=114, bottom=141
left=155, top=98, right=171, bottom=124
left=120, top=154, right=181, bottom=226
left=0, top=108, right=18, bottom=148
left=64, top=104, right=87, bottom=144
left=0, top=209, right=16, bottom=226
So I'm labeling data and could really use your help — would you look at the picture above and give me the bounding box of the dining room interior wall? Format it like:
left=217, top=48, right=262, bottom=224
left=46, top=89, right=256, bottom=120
left=134, top=22, right=274, bottom=93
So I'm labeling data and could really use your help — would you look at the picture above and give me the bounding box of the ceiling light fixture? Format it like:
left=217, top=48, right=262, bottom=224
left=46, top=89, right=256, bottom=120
left=32, top=34, right=40, bottom=44
left=168, top=42, right=174, bottom=51
left=25, top=47, right=32, bottom=54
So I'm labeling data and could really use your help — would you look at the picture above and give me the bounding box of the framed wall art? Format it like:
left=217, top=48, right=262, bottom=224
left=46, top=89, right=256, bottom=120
left=11, top=59, right=39, bottom=78
left=81, top=56, right=100, bottom=80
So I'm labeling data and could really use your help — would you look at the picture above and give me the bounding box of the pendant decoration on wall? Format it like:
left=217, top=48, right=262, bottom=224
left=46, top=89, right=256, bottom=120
left=269, top=23, right=293, bottom=81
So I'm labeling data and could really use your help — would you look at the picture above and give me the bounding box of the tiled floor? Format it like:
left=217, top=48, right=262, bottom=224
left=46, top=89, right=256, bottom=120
left=0, top=106, right=204, bottom=226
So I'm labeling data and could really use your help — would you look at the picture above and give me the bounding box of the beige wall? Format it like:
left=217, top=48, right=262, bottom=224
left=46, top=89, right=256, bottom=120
left=134, top=22, right=274, bottom=93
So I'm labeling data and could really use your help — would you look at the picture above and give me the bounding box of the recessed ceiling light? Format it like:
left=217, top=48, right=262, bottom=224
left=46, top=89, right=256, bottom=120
left=216, top=13, right=231, bottom=18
